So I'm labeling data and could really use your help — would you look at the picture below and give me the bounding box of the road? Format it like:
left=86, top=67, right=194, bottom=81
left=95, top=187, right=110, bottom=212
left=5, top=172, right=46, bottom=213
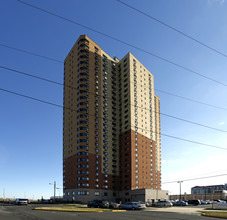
left=0, top=204, right=218, bottom=220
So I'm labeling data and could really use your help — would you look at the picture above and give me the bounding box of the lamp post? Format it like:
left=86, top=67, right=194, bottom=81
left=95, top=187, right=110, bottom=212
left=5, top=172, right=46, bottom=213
left=57, top=189, right=60, bottom=197
left=49, top=181, right=56, bottom=200
left=156, top=188, right=158, bottom=201
left=56, top=187, right=61, bottom=198
left=177, top=181, right=183, bottom=201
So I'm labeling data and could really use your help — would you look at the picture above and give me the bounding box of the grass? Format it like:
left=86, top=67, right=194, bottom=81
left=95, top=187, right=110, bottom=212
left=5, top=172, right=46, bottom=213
left=33, top=204, right=126, bottom=213
left=65, top=204, right=87, bottom=208
left=200, top=210, right=227, bottom=219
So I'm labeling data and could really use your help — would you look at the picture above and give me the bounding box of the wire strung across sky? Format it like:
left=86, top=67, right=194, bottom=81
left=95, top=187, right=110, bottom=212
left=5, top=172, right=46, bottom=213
left=1, top=64, right=227, bottom=133
left=1, top=86, right=227, bottom=151
left=155, top=89, right=227, bottom=111
left=0, top=42, right=226, bottom=112
left=116, top=0, right=227, bottom=59
left=0, top=43, right=62, bottom=64
left=15, top=0, right=227, bottom=87
left=162, top=173, right=227, bottom=184
left=0, top=1, right=226, bottom=149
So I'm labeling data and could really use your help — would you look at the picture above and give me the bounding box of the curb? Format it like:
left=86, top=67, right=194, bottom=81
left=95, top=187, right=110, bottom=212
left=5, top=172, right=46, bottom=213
left=33, top=208, right=103, bottom=212
left=201, top=211, right=227, bottom=219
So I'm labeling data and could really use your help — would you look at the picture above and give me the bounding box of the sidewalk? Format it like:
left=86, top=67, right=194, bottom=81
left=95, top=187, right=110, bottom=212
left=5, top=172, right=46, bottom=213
left=145, top=206, right=204, bottom=215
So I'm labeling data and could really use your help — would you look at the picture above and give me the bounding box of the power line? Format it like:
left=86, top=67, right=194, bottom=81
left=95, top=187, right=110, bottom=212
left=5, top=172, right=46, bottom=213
left=160, top=133, right=227, bottom=151
left=162, top=173, right=227, bottom=184
left=129, top=127, right=227, bottom=151
left=134, top=103, right=227, bottom=133
left=16, top=0, right=227, bottom=87
left=1, top=86, right=227, bottom=151
left=116, top=0, right=227, bottom=59
left=0, top=87, right=63, bottom=109
left=155, top=89, right=227, bottom=111
left=1, top=65, right=227, bottom=133
left=0, top=65, right=63, bottom=86
left=0, top=43, right=62, bottom=64
left=0, top=40, right=226, bottom=111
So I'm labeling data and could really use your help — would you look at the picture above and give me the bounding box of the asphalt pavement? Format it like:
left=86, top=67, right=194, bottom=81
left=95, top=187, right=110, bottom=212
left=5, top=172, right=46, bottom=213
left=0, top=203, right=219, bottom=220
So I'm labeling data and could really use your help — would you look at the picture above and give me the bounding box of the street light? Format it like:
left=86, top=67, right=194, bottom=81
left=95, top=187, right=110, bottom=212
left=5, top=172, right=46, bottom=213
left=56, top=187, right=61, bottom=198
left=177, top=181, right=183, bottom=201
left=49, top=181, right=56, bottom=200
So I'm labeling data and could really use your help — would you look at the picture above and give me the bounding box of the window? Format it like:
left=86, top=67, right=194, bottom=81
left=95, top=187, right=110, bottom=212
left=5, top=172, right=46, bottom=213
left=77, top=90, right=88, bottom=95
left=77, top=96, right=89, bottom=101
left=78, top=164, right=89, bottom=168
left=77, top=114, right=89, bottom=119
left=77, top=139, right=88, bottom=144
left=77, top=158, right=89, bottom=162
left=77, top=133, right=88, bottom=137
left=77, top=84, right=89, bottom=90
left=77, top=170, right=89, bottom=174
left=77, top=191, right=89, bottom=195
left=78, top=38, right=89, bottom=44
left=77, top=108, right=89, bottom=113
left=77, top=152, right=89, bottom=156
left=77, top=120, right=89, bottom=125
left=77, top=127, right=88, bottom=131
left=95, top=192, right=100, bottom=196
left=77, top=145, right=88, bottom=150
left=77, top=72, right=89, bottom=78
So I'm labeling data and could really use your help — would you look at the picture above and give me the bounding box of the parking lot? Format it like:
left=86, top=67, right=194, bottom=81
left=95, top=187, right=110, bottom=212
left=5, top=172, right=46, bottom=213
left=0, top=203, right=221, bottom=220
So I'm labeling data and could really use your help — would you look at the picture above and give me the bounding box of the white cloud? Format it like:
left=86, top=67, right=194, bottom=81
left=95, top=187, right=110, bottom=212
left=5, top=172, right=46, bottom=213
left=218, top=121, right=225, bottom=125
left=208, top=0, right=225, bottom=5
left=162, top=154, right=227, bottom=194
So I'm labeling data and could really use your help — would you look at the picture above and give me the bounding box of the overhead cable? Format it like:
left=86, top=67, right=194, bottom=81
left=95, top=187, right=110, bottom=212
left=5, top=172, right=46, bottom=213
left=1, top=65, right=226, bottom=133
left=16, top=0, right=227, bottom=87
left=116, top=0, right=227, bottom=59
left=1, top=86, right=227, bottom=151
left=0, top=43, right=62, bottom=63
left=162, top=173, right=227, bottom=184
left=0, top=42, right=226, bottom=111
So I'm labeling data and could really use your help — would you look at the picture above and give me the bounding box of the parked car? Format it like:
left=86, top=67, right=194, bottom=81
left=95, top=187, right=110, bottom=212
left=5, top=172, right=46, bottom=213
left=173, top=201, right=188, bottom=206
left=109, top=202, right=119, bottom=209
left=44, top=199, right=53, bottom=204
left=187, top=200, right=201, bottom=206
left=217, top=200, right=227, bottom=205
left=14, top=198, right=29, bottom=205
left=205, top=200, right=212, bottom=204
left=87, top=200, right=109, bottom=208
left=145, top=201, right=153, bottom=207
left=200, top=200, right=207, bottom=205
left=153, top=200, right=173, bottom=207
left=119, top=202, right=146, bottom=210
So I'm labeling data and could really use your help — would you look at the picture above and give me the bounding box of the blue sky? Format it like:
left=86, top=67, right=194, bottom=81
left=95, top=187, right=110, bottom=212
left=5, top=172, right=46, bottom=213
left=0, top=0, right=227, bottom=199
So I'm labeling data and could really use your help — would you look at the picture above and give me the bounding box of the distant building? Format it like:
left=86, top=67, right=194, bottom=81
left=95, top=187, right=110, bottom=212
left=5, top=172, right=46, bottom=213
left=63, top=35, right=163, bottom=202
left=170, top=190, right=227, bottom=201
left=191, top=184, right=227, bottom=194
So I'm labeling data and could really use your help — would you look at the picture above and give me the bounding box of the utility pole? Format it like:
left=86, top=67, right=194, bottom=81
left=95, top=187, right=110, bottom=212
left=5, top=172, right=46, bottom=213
left=156, top=188, right=158, bottom=201
left=177, top=181, right=183, bottom=201
left=54, top=181, right=56, bottom=200
left=49, top=181, right=56, bottom=201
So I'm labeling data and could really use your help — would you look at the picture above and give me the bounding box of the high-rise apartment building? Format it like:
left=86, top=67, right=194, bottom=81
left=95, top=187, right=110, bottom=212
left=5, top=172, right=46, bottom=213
left=63, top=35, right=162, bottom=202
